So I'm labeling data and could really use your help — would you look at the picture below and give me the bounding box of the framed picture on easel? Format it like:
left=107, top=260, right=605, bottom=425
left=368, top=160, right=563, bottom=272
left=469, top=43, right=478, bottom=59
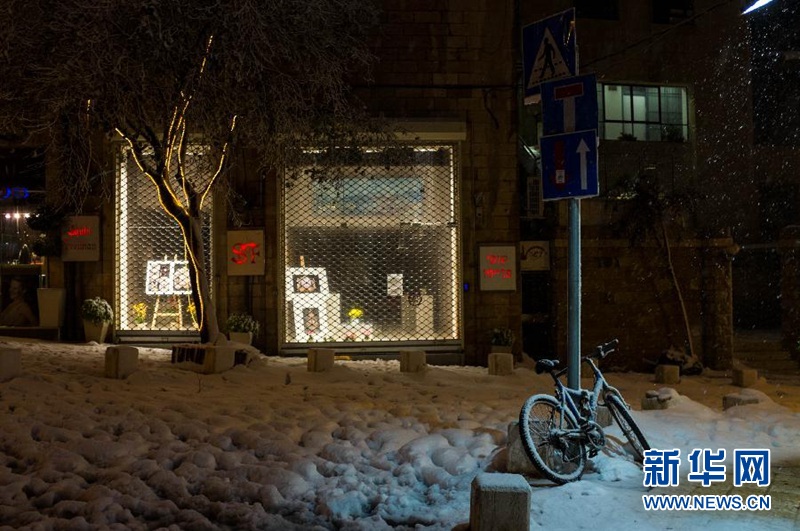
left=291, top=298, right=329, bottom=341
left=145, top=260, right=192, bottom=295
left=286, top=267, right=329, bottom=296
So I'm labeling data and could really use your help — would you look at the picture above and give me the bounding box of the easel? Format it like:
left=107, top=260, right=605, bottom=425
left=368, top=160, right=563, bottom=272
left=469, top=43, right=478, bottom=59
left=146, top=254, right=191, bottom=328
left=151, top=295, right=183, bottom=328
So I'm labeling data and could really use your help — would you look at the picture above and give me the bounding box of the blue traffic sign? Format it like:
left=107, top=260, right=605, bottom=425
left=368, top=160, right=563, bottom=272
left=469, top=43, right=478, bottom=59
left=541, top=74, right=598, bottom=136
left=540, top=130, right=598, bottom=201
left=522, top=9, right=576, bottom=102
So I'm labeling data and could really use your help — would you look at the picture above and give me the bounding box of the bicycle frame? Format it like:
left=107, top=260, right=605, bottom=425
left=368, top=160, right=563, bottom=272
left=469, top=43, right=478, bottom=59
left=550, top=356, right=629, bottom=431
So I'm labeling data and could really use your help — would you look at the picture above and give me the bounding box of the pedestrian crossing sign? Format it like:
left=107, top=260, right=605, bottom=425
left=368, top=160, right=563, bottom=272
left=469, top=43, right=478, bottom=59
left=523, top=8, right=577, bottom=104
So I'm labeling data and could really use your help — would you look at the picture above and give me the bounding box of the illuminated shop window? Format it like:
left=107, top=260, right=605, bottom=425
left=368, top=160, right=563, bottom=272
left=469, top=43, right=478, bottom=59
left=115, top=147, right=213, bottom=332
left=282, top=145, right=461, bottom=345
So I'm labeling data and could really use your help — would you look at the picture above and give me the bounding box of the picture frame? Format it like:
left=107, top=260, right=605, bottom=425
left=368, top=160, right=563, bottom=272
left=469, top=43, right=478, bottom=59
left=286, top=267, right=329, bottom=296
left=291, top=298, right=329, bottom=341
left=145, top=260, right=193, bottom=295
left=293, top=274, right=321, bottom=294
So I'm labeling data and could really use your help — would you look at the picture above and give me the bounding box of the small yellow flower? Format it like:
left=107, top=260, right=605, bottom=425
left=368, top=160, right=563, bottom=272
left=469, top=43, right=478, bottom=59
left=132, top=302, right=148, bottom=324
left=348, top=307, right=363, bottom=320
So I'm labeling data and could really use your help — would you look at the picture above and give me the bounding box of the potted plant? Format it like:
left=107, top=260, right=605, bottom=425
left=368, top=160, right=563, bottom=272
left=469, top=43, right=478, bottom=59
left=490, top=328, right=515, bottom=353
left=132, top=302, right=148, bottom=329
left=81, top=297, right=113, bottom=343
left=226, top=313, right=259, bottom=345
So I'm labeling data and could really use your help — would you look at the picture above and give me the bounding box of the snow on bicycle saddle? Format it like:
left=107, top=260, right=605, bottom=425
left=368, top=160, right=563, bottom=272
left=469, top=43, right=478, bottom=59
left=535, top=359, right=559, bottom=374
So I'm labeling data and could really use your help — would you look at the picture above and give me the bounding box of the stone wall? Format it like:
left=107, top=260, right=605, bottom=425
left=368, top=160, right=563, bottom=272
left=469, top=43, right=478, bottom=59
left=551, top=201, right=734, bottom=371
left=359, top=0, right=520, bottom=365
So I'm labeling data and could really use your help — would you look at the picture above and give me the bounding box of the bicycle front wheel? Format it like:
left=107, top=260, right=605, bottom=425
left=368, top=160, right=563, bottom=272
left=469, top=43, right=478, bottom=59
left=519, top=394, right=586, bottom=484
left=604, top=393, right=650, bottom=461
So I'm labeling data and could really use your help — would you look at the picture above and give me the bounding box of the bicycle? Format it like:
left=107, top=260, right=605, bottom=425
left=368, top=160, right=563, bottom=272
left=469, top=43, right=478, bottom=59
left=518, top=339, right=650, bottom=484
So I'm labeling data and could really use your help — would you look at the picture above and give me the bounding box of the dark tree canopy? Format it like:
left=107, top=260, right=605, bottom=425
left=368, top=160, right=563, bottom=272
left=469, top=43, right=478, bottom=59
left=0, top=0, right=380, bottom=156
left=0, top=0, right=385, bottom=341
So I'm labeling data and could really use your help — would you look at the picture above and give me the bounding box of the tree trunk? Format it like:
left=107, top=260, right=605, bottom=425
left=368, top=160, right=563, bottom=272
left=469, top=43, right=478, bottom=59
left=182, top=215, right=219, bottom=343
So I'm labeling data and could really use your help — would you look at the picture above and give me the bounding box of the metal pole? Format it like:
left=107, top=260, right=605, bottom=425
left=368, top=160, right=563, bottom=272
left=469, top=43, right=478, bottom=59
left=568, top=197, right=581, bottom=389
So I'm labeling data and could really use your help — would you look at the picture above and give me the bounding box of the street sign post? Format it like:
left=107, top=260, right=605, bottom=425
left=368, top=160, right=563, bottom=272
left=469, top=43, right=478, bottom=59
left=523, top=8, right=591, bottom=390
left=522, top=8, right=576, bottom=103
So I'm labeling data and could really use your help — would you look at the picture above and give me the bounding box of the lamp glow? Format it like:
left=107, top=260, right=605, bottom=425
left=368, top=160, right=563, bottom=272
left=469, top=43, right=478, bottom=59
left=743, top=0, right=776, bottom=14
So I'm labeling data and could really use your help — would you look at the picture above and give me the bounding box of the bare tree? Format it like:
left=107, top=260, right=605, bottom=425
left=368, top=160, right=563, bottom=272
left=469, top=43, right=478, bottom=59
left=0, top=0, right=384, bottom=342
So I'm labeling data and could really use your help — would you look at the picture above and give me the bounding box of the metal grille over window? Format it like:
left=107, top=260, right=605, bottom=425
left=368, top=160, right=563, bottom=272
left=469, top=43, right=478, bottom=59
left=115, top=148, right=213, bottom=333
left=283, top=145, right=461, bottom=345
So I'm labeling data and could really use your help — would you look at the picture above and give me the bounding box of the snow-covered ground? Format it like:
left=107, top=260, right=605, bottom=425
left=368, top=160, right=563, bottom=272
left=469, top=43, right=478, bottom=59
left=0, top=338, right=798, bottom=530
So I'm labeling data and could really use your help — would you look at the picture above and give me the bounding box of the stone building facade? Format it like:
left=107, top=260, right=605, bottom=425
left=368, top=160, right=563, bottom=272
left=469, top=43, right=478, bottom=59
left=15, top=0, right=779, bottom=373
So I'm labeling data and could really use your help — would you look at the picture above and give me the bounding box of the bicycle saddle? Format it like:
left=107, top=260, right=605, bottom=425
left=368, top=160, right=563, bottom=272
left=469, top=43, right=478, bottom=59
left=535, top=359, right=559, bottom=374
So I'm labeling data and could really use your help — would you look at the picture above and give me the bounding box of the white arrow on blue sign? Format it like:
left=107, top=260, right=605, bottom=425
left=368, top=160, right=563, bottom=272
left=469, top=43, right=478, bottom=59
left=540, top=129, right=598, bottom=201
left=541, top=74, right=598, bottom=135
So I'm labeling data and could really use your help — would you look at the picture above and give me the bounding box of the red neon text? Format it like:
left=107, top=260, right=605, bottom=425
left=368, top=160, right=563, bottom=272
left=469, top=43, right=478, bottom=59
left=483, top=268, right=512, bottom=279
left=66, top=227, right=92, bottom=237
left=231, top=242, right=260, bottom=264
left=486, top=254, right=507, bottom=265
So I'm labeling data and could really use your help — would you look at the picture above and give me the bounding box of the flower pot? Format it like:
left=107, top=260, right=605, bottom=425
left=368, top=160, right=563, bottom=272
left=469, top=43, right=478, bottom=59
left=83, top=320, right=109, bottom=343
left=37, top=288, right=66, bottom=328
left=229, top=331, right=252, bottom=345
left=490, top=345, right=513, bottom=354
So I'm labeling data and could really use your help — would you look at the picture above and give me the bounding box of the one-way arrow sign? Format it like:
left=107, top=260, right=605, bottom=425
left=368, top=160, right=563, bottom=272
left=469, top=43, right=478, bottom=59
left=540, top=129, right=598, bottom=200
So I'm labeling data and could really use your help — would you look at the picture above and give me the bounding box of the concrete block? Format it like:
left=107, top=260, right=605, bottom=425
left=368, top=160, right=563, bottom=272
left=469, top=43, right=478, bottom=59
left=400, top=350, right=426, bottom=372
left=655, top=364, right=681, bottom=384
left=469, top=473, right=531, bottom=531
left=506, top=422, right=538, bottom=475
left=641, top=388, right=678, bottom=410
left=488, top=353, right=514, bottom=376
left=202, top=345, right=236, bottom=374
left=723, top=393, right=761, bottom=410
left=308, top=348, right=335, bottom=372
left=641, top=396, right=669, bottom=410
left=0, top=347, right=21, bottom=382
left=104, top=346, right=139, bottom=379
left=733, top=368, right=758, bottom=387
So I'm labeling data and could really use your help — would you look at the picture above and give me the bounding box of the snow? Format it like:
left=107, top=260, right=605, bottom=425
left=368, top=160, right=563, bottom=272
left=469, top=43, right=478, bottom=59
left=1, top=338, right=799, bottom=530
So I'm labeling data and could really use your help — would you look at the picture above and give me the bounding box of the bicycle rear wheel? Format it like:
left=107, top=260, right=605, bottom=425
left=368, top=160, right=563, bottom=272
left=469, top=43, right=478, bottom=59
left=518, top=394, right=586, bottom=484
left=604, top=393, right=650, bottom=461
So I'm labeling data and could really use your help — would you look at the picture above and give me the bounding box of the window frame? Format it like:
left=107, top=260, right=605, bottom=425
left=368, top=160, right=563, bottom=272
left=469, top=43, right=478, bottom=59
left=597, top=83, right=690, bottom=143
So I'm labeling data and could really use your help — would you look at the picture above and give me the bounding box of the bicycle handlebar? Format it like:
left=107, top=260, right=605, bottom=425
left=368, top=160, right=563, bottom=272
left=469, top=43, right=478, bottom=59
left=534, top=339, right=620, bottom=377
left=592, top=338, right=619, bottom=360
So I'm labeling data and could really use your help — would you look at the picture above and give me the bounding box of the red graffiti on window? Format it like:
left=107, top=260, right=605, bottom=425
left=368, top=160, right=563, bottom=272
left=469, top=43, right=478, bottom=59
left=231, top=242, right=260, bottom=264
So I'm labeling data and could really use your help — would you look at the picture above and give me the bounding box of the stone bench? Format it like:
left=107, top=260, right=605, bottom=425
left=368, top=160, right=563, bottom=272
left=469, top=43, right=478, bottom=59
left=172, top=343, right=237, bottom=374
left=308, top=348, right=335, bottom=372
left=0, top=347, right=21, bottom=382
left=400, top=350, right=426, bottom=373
left=470, top=473, right=531, bottom=531
left=105, top=346, right=139, bottom=379
left=723, top=390, right=764, bottom=410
